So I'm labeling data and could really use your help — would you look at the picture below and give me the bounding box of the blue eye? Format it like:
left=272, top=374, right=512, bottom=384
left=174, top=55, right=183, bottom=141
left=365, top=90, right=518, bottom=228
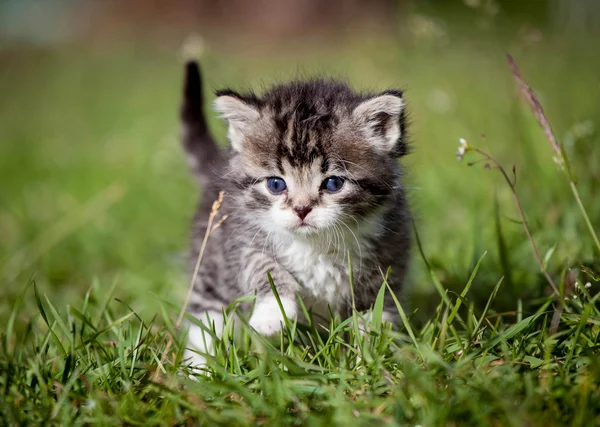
left=322, top=176, right=345, bottom=193
left=266, top=177, right=287, bottom=194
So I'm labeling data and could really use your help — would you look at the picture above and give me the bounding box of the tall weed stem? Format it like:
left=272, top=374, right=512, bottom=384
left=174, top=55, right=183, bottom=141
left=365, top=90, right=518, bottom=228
left=507, top=54, right=600, bottom=255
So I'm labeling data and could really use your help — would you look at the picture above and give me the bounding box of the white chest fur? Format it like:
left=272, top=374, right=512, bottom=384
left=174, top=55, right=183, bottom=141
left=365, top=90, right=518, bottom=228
left=277, top=238, right=352, bottom=312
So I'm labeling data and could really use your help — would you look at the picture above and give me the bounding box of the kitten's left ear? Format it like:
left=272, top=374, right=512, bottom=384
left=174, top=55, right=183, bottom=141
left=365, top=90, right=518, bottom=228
left=353, top=91, right=407, bottom=157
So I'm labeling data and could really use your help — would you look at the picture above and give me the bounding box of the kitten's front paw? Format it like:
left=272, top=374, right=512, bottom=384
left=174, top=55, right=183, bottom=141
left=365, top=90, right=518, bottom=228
left=249, top=296, right=297, bottom=336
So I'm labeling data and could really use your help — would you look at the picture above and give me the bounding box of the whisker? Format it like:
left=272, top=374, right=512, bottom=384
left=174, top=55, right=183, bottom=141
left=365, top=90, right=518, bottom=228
left=337, top=220, right=362, bottom=274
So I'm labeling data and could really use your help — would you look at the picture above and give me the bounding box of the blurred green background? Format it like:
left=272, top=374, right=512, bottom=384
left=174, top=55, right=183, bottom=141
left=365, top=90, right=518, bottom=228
left=0, top=0, right=599, bottom=321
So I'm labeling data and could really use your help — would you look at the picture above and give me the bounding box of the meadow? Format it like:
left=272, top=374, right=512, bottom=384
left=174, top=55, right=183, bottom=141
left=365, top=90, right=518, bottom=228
left=1, top=11, right=599, bottom=425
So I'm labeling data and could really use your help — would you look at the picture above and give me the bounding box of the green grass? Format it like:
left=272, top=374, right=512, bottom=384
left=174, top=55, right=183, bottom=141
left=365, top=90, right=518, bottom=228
left=1, top=14, right=600, bottom=425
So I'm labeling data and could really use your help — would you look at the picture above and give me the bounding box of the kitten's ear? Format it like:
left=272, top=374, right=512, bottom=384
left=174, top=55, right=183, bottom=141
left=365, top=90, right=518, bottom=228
left=353, top=91, right=407, bottom=157
left=214, top=91, right=260, bottom=152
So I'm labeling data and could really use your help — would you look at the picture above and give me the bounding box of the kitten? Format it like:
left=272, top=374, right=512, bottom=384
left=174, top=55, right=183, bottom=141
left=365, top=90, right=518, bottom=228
left=180, top=61, right=412, bottom=369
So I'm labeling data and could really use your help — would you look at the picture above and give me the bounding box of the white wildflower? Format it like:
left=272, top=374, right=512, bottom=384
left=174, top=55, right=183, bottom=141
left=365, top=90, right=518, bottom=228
left=575, top=281, right=580, bottom=288
left=573, top=295, right=578, bottom=299
left=564, top=297, right=569, bottom=301
left=585, top=282, right=592, bottom=289
left=457, top=138, right=469, bottom=161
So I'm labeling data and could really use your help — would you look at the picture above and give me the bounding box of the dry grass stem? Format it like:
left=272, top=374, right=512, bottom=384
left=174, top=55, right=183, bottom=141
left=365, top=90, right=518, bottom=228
left=472, top=148, right=560, bottom=297
left=507, top=54, right=600, bottom=255
left=507, top=54, right=561, bottom=156
left=177, top=190, right=227, bottom=327
left=154, top=190, right=227, bottom=379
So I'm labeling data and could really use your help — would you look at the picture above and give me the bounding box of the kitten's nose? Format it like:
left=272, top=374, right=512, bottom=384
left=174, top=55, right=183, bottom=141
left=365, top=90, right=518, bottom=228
left=293, top=205, right=312, bottom=220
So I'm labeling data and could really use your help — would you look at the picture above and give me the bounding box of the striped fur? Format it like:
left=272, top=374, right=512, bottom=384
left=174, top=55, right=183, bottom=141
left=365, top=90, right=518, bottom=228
left=180, top=61, right=412, bottom=369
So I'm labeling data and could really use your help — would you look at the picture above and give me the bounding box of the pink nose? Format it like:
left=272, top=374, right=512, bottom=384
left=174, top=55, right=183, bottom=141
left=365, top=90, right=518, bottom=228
left=293, top=205, right=312, bottom=220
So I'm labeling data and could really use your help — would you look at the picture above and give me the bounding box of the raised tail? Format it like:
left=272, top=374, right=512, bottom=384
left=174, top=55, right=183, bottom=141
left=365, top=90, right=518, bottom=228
left=180, top=61, right=223, bottom=188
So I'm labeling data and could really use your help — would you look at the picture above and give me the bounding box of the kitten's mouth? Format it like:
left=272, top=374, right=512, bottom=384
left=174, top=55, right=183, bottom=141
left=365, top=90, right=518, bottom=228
left=294, top=222, right=318, bottom=234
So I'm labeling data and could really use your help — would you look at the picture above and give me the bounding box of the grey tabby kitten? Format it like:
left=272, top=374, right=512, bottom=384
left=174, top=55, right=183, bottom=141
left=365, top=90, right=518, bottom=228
left=180, top=61, right=411, bottom=368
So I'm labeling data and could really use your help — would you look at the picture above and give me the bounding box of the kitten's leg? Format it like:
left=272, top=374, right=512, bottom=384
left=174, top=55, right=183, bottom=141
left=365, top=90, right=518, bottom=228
left=241, top=255, right=299, bottom=336
left=250, top=293, right=297, bottom=335
left=184, top=274, right=231, bottom=373
left=381, top=310, right=399, bottom=326
left=350, top=285, right=399, bottom=333
left=184, top=306, right=226, bottom=371
left=381, top=290, right=402, bottom=329
left=351, top=269, right=403, bottom=331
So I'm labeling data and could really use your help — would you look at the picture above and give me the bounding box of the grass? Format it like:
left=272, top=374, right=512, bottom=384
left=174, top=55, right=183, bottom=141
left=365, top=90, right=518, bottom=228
left=1, top=10, right=600, bottom=425
left=2, top=266, right=599, bottom=425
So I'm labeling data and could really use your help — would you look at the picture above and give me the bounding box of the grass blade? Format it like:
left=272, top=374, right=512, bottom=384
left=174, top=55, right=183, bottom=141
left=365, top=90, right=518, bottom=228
left=5, top=278, right=33, bottom=355
left=447, top=251, right=487, bottom=325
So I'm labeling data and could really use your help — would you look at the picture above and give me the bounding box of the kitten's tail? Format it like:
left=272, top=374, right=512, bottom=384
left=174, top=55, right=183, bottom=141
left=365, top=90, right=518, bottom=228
left=181, top=60, right=223, bottom=189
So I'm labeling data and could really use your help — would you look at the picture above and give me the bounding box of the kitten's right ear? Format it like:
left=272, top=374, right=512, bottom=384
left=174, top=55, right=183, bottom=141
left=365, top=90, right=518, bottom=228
left=214, top=91, right=260, bottom=152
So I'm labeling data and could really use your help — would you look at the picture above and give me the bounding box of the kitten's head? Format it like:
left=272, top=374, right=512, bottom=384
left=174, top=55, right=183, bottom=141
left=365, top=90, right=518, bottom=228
left=215, top=80, right=408, bottom=238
